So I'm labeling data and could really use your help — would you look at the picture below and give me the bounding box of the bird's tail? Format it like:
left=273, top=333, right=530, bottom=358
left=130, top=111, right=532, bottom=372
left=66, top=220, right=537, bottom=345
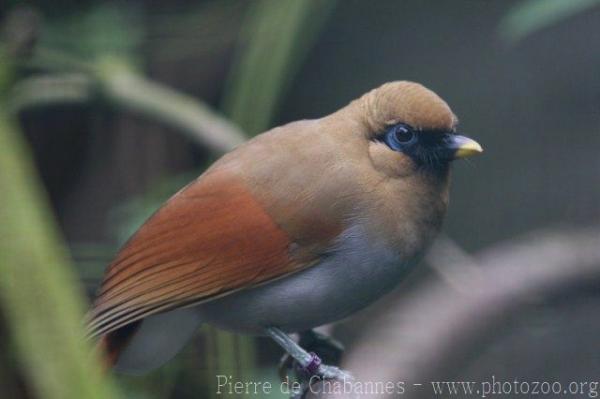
left=95, top=321, right=141, bottom=371
left=95, top=307, right=203, bottom=375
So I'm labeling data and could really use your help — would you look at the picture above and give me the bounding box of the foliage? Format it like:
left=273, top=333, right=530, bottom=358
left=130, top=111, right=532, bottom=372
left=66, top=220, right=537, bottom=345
left=499, top=0, right=600, bottom=42
left=0, top=49, right=118, bottom=399
left=223, top=0, right=338, bottom=135
left=0, top=1, right=337, bottom=397
left=40, top=3, right=143, bottom=64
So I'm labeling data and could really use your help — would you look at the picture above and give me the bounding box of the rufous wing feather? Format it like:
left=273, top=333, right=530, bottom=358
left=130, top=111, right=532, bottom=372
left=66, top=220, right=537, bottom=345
left=86, top=168, right=323, bottom=343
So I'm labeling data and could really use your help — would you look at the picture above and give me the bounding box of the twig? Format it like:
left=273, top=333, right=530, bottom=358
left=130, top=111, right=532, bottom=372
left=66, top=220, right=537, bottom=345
left=96, top=60, right=246, bottom=153
left=9, top=73, right=92, bottom=111
left=13, top=54, right=246, bottom=153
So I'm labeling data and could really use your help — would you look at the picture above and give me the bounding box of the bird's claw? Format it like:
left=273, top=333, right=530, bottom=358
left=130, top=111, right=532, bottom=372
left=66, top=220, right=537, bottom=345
left=284, top=352, right=354, bottom=399
left=278, top=330, right=345, bottom=383
left=302, top=352, right=353, bottom=382
left=314, top=364, right=354, bottom=382
left=274, top=329, right=351, bottom=398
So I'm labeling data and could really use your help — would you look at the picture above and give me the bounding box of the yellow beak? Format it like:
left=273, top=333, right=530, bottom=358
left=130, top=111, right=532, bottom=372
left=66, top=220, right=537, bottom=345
left=450, top=135, right=484, bottom=159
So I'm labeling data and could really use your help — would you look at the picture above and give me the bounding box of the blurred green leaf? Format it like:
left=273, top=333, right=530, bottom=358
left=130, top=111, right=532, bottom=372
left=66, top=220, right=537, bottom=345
left=223, top=0, right=337, bottom=135
left=0, top=54, right=118, bottom=399
left=0, top=44, right=13, bottom=89
left=40, top=3, right=143, bottom=64
left=499, top=0, right=600, bottom=43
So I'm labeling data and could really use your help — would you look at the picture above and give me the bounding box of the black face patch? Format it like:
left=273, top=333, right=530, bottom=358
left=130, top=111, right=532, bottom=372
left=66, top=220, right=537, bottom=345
left=377, top=123, right=455, bottom=172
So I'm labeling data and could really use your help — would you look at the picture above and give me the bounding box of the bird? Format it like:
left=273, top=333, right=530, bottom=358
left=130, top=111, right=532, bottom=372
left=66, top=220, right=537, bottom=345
left=86, top=81, right=482, bottom=383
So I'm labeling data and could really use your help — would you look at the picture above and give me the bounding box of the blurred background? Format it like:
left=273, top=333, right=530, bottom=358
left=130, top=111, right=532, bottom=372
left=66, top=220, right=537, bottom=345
left=0, top=0, right=599, bottom=398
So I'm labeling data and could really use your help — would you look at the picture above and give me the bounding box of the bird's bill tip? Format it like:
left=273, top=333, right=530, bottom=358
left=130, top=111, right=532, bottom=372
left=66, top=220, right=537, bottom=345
left=451, top=135, right=483, bottom=159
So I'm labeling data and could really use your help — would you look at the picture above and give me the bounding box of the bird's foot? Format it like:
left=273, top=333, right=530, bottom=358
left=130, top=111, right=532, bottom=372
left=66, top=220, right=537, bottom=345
left=299, top=351, right=353, bottom=381
left=286, top=347, right=354, bottom=399
left=287, top=353, right=353, bottom=399
left=278, top=330, right=345, bottom=382
left=313, top=363, right=354, bottom=382
left=268, top=327, right=352, bottom=398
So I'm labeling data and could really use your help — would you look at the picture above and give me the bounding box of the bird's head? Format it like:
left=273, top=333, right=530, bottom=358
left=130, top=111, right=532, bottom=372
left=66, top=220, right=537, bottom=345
left=347, top=81, right=482, bottom=177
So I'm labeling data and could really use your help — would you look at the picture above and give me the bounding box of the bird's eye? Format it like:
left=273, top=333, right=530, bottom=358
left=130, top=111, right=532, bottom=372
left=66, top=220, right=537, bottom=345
left=393, top=125, right=415, bottom=143
left=383, top=124, right=417, bottom=151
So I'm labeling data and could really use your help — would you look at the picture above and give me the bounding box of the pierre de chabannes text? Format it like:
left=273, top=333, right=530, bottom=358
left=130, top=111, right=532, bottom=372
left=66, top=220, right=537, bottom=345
left=216, top=375, right=600, bottom=397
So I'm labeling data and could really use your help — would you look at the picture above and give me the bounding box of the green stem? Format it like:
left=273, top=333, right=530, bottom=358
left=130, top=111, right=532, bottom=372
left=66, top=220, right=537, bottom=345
left=223, top=0, right=338, bottom=136
left=96, top=59, right=245, bottom=153
left=16, top=52, right=246, bottom=154
left=0, top=58, right=118, bottom=398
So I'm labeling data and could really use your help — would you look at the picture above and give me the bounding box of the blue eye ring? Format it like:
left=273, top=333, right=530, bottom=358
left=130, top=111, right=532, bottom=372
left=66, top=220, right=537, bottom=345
left=384, top=124, right=417, bottom=150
